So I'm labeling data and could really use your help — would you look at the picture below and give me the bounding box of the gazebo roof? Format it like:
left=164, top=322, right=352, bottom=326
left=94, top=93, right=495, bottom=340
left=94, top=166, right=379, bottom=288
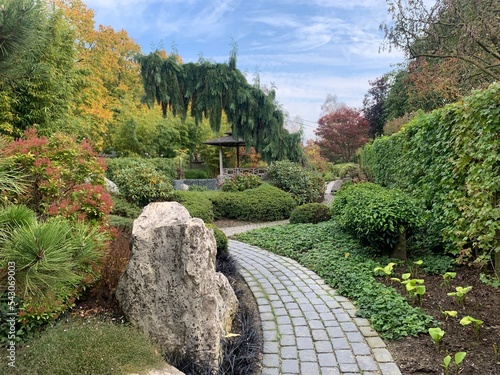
left=203, top=132, right=245, bottom=147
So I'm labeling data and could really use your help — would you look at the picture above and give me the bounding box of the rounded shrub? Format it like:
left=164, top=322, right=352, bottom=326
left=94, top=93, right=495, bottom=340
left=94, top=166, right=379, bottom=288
left=213, top=183, right=296, bottom=221
left=266, top=160, right=324, bottom=205
left=173, top=191, right=215, bottom=223
left=289, top=203, right=331, bottom=224
left=331, top=182, right=424, bottom=258
left=112, top=163, right=174, bottom=207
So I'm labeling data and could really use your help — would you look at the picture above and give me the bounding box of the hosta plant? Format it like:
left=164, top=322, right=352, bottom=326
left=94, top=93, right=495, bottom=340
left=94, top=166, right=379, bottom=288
left=447, top=286, right=472, bottom=306
left=443, top=352, right=466, bottom=375
left=460, top=316, right=484, bottom=339
left=428, top=327, right=445, bottom=348
left=441, top=272, right=457, bottom=290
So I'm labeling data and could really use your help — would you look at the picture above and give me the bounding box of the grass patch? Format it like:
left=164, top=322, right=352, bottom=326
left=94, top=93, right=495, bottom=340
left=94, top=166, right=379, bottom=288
left=235, top=221, right=436, bottom=340
left=2, top=317, right=164, bottom=375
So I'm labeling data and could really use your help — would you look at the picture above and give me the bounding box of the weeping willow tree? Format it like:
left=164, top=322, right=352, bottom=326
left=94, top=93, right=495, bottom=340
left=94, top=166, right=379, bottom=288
left=138, top=49, right=303, bottom=163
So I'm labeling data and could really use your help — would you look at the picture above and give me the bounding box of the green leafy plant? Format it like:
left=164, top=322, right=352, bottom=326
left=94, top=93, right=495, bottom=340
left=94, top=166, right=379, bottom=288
left=359, top=83, right=500, bottom=271
left=460, top=316, right=484, bottom=339
left=5, top=129, right=112, bottom=226
left=374, top=262, right=397, bottom=281
left=443, top=352, right=466, bottom=375
left=221, top=173, right=262, bottom=192
left=409, top=259, right=423, bottom=278
left=331, top=182, right=424, bottom=259
left=442, top=310, right=458, bottom=320
left=266, top=160, right=325, bottom=205
left=479, top=273, right=500, bottom=289
left=403, top=278, right=426, bottom=306
left=289, top=203, right=331, bottom=224
left=441, top=272, right=457, bottom=289
left=447, top=286, right=473, bottom=306
left=428, top=327, right=445, bottom=348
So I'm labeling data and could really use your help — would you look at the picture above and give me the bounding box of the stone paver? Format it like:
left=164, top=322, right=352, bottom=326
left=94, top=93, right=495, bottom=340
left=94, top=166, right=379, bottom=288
left=224, top=223, right=402, bottom=375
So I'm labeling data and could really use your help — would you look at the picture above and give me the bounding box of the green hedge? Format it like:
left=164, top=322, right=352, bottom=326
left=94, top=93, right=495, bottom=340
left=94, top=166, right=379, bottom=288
left=212, top=183, right=296, bottom=221
left=289, top=203, right=331, bottom=224
left=331, top=183, right=423, bottom=258
left=173, top=191, right=216, bottom=223
left=359, top=83, right=500, bottom=262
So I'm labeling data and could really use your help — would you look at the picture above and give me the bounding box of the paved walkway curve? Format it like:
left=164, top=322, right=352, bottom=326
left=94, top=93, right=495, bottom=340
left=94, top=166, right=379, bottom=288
left=221, top=223, right=402, bottom=375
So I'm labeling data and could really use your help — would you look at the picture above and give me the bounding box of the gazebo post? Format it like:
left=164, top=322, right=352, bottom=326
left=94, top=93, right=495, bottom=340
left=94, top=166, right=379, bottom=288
left=219, top=145, right=224, bottom=177
left=236, top=146, right=240, bottom=169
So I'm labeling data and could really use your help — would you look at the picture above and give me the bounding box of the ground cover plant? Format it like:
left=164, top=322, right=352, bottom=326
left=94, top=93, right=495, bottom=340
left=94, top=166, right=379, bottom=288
left=235, top=221, right=500, bottom=374
left=0, top=316, right=165, bottom=375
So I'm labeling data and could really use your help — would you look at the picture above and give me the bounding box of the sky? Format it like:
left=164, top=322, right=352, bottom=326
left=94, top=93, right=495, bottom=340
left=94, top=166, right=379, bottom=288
left=84, top=0, right=405, bottom=139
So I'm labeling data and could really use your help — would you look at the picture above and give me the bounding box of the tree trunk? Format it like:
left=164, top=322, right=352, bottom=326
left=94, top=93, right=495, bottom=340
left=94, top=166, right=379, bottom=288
left=391, top=228, right=407, bottom=260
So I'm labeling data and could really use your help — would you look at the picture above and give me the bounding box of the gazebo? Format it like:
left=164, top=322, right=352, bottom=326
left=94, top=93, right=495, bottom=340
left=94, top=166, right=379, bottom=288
left=203, top=132, right=266, bottom=178
left=203, top=132, right=245, bottom=178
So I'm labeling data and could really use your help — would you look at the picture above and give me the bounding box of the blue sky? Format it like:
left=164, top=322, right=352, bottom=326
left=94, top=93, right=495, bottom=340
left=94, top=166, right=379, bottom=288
left=85, top=0, right=404, bottom=139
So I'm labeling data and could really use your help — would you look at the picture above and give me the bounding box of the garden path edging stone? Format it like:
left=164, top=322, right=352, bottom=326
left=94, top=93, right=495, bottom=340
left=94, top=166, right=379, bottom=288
left=222, top=222, right=402, bottom=375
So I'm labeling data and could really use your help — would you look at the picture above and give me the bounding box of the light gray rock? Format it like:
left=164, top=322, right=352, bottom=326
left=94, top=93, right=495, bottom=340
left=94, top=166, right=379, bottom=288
left=180, top=183, right=189, bottom=191
left=105, top=177, right=120, bottom=193
left=116, top=202, right=238, bottom=373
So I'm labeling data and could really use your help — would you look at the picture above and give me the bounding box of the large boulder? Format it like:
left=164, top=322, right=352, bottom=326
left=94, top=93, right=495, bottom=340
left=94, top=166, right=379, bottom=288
left=116, top=202, right=238, bottom=373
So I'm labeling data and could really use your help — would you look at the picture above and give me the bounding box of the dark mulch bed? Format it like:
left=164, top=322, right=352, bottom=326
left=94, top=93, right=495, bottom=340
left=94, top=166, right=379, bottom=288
left=384, top=266, right=500, bottom=375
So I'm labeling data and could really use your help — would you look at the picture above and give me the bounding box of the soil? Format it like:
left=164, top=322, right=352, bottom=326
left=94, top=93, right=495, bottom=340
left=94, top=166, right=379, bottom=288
left=384, top=266, right=500, bottom=375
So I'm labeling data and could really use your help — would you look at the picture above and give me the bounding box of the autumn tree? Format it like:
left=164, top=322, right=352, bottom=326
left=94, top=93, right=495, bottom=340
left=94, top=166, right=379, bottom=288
left=315, top=107, right=369, bottom=162
left=381, top=0, right=499, bottom=82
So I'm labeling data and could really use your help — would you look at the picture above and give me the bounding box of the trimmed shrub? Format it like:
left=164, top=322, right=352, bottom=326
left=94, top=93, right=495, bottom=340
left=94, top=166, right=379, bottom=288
left=173, top=191, right=215, bottom=223
left=289, top=203, right=331, bottom=224
left=221, top=173, right=262, bottom=192
left=184, top=169, right=210, bottom=179
left=212, top=183, right=296, bottom=221
left=112, top=163, right=174, bottom=207
left=266, top=160, right=324, bottom=205
left=331, top=182, right=424, bottom=258
left=188, top=185, right=209, bottom=192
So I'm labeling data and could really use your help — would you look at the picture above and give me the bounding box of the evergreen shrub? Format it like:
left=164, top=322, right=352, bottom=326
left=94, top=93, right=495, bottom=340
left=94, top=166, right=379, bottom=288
left=331, top=163, right=360, bottom=179
left=184, top=169, right=210, bottom=179
left=289, top=203, right=331, bottom=224
left=173, top=191, right=215, bottom=223
left=0, top=206, right=108, bottom=339
left=111, top=163, right=174, bottom=207
left=331, top=183, right=424, bottom=256
left=266, top=160, right=324, bottom=205
left=213, top=183, right=296, bottom=221
left=221, top=173, right=262, bottom=192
